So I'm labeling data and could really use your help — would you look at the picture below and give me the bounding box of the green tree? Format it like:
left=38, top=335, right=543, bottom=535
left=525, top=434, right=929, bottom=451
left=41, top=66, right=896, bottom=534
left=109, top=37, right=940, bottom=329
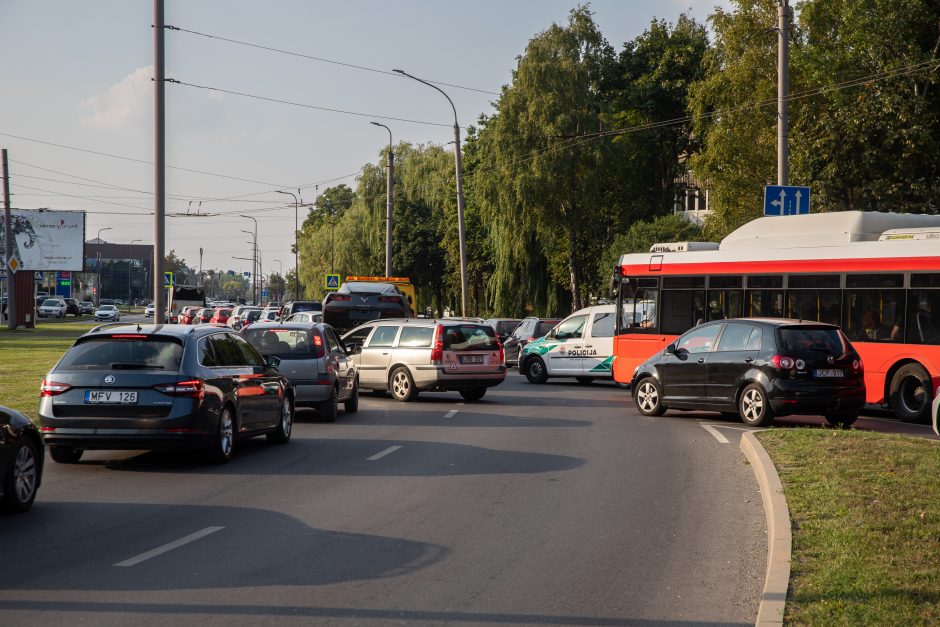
left=164, top=250, right=192, bottom=285
left=603, top=214, right=704, bottom=275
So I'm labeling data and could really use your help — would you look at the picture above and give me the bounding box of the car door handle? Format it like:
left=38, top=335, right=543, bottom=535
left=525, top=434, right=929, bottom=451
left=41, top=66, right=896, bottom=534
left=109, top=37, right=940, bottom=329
left=583, top=345, right=592, bottom=348
left=382, top=352, right=389, bottom=356
left=697, top=357, right=705, bottom=364
left=745, top=357, right=754, bottom=363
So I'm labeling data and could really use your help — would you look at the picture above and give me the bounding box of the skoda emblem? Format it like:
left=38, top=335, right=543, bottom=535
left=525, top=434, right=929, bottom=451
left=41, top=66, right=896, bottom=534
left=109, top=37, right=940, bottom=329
left=826, top=355, right=835, bottom=365
left=104, top=375, right=116, bottom=385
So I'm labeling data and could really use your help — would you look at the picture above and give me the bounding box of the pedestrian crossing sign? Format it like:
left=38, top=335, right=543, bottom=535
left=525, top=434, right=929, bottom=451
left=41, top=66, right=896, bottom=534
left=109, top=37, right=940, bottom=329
left=325, top=274, right=340, bottom=290
left=164, top=271, right=174, bottom=288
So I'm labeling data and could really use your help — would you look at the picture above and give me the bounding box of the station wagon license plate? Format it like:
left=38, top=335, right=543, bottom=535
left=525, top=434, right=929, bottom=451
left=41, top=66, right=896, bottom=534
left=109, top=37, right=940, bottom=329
left=460, top=355, right=485, bottom=364
left=85, top=390, right=138, bottom=404
left=814, top=369, right=844, bottom=378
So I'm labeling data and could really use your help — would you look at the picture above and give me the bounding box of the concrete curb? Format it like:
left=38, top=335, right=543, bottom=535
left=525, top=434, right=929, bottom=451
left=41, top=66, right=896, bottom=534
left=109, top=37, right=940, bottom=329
left=740, top=431, right=792, bottom=627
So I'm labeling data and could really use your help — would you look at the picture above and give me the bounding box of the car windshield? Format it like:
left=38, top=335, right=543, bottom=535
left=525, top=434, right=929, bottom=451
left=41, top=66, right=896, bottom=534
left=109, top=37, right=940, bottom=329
left=216, top=309, right=232, bottom=317
left=99, top=305, right=117, bottom=311
left=443, top=324, right=499, bottom=351
left=57, top=336, right=184, bottom=371
left=41, top=299, right=60, bottom=306
left=243, top=328, right=314, bottom=359
left=777, top=327, right=848, bottom=353
left=245, top=310, right=262, bottom=322
left=343, top=282, right=392, bottom=294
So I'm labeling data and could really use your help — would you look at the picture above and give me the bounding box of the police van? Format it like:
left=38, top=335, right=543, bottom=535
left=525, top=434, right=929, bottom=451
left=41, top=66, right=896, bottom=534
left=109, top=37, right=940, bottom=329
left=519, top=304, right=616, bottom=384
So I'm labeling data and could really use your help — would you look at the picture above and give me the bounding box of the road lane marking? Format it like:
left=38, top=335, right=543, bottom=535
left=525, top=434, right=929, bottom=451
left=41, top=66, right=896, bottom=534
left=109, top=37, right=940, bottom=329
left=444, top=410, right=458, bottom=418
left=700, top=424, right=730, bottom=444
left=699, top=423, right=753, bottom=432
left=367, top=445, right=402, bottom=461
left=114, top=526, right=224, bottom=567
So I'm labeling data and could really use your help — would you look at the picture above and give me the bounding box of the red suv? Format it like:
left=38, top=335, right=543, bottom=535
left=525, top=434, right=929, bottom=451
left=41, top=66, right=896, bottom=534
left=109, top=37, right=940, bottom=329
left=210, top=308, right=232, bottom=325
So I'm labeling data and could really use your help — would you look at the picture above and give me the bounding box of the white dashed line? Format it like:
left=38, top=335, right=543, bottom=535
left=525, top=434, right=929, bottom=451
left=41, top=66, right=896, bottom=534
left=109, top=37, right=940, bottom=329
left=367, top=445, right=402, bottom=461
left=114, top=526, right=224, bottom=567
left=700, top=424, right=730, bottom=444
left=699, top=424, right=753, bottom=432
left=444, top=410, right=458, bottom=418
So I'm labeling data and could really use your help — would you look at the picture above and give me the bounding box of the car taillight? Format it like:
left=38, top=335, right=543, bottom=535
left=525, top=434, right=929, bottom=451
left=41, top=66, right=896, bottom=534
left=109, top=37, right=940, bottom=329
left=497, top=337, right=505, bottom=364
left=771, top=355, right=795, bottom=370
left=40, top=380, right=71, bottom=396
left=153, top=379, right=205, bottom=398
left=331, top=295, right=351, bottom=302
left=312, top=333, right=325, bottom=359
left=378, top=296, right=401, bottom=303
left=853, top=358, right=863, bottom=373
left=431, top=324, right=444, bottom=363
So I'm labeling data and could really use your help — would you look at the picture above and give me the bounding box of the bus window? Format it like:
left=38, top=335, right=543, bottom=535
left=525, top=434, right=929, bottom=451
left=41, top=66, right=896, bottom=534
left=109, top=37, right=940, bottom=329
left=661, top=289, right=705, bottom=333
left=786, top=290, right=840, bottom=326
left=746, top=290, right=784, bottom=318
left=845, top=289, right=905, bottom=342
left=707, top=290, right=743, bottom=321
left=618, top=279, right=658, bottom=333
left=907, top=290, right=940, bottom=345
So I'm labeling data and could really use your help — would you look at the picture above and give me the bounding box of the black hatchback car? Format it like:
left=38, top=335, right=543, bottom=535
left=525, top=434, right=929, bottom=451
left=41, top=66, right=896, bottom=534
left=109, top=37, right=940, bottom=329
left=38, top=324, right=293, bottom=464
left=631, top=319, right=866, bottom=427
left=1, top=405, right=44, bottom=513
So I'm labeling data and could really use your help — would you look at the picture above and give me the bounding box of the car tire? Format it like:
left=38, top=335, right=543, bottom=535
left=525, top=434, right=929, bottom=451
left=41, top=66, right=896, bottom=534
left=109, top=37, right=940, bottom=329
left=344, top=379, right=359, bottom=413
left=390, top=366, right=418, bottom=402
left=459, top=387, right=487, bottom=402
left=738, top=383, right=774, bottom=427
left=267, top=395, right=293, bottom=444
left=575, top=377, right=595, bottom=385
left=206, top=407, right=235, bottom=464
left=889, top=363, right=932, bottom=424
left=824, top=412, right=858, bottom=428
left=49, top=446, right=83, bottom=464
left=1, top=438, right=40, bottom=513
left=524, top=356, right=548, bottom=384
left=320, top=386, right=338, bottom=421
left=634, top=377, right=666, bottom=416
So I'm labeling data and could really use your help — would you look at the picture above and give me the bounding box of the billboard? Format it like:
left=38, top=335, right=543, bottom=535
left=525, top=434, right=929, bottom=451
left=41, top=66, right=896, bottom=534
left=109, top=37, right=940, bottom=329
left=0, top=209, right=86, bottom=271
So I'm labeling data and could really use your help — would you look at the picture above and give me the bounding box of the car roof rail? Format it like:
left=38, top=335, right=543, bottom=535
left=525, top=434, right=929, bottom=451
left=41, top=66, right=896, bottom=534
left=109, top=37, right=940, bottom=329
left=89, top=322, right=129, bottom=334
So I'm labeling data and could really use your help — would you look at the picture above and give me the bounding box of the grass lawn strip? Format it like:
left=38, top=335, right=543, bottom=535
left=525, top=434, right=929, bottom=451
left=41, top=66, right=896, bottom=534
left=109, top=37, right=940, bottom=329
left=0, top=322, right=90, bottom=420
left=757, top=429, right=940, bottom=626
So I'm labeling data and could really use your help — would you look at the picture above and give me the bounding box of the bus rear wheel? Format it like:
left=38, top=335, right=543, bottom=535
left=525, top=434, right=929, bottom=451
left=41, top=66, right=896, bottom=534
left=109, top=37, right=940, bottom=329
left=889, top=363, right=932, bottom=424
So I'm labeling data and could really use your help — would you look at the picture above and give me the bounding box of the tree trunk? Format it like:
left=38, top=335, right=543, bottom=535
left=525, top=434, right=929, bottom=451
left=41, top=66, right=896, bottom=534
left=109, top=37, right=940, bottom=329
left=567, top=224, right=581, bottom=312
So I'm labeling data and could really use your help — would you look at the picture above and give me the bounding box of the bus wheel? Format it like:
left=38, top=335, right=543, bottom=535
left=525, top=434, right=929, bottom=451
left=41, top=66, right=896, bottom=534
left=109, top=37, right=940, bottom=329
left=525, top=357, right=548, bottom=384
left=889, top=363, right=932, bottom=424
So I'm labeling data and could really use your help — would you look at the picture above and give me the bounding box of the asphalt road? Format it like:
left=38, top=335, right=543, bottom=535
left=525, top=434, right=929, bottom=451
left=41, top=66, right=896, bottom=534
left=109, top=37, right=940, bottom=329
left=0, top=373, right=772, bottom=626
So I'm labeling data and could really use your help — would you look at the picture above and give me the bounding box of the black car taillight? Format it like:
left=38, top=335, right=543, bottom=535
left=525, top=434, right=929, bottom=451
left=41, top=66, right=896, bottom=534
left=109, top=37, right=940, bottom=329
left=153, top=379, right=205, bottom=399
left=40, top=379, right=72, bottom=396
left=771, top=355, right=796, bottom=370
left=331, top=295, right=351, bottom=302
left=378, top=296, right=401, bottom=303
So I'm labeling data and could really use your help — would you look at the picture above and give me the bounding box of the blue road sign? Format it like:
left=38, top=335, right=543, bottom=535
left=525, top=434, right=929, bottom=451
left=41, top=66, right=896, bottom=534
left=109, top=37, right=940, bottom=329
left=261, top=289, right=269, bottom=298
left=34, top=271, right=43, bottom=283
left=764, top=185, right=811, bottom=216
left=227, top=270, right=235, bottom=275
left=164, top=271, right=174, bottom=288
left=0, top=271, right=5, bottom=280
left=325, top=274, right=340, bottom=290
left=243, top=271, right=251, bottom=278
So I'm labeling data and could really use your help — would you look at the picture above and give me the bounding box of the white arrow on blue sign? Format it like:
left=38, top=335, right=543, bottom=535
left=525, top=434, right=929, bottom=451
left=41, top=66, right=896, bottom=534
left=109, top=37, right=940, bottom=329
left=764, top=185, right=811, bottom=216
left=261, top=289, right=269, bottom=297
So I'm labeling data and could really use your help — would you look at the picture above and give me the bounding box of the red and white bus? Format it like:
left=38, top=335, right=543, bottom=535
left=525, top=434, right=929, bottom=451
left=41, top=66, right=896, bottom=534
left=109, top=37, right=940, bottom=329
left=612, top=211, right=940, bottom=422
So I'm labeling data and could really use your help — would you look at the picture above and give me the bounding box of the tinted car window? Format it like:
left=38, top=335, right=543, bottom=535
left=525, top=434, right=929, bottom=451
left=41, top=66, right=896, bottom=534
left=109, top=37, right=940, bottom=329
left=716, top=323, right=754, bottom=351
left=492, top=320, right=519, bottom=336
left=675, top=325, right=721, bottom=354
left=290, top=302, right=321, bottom=313
left=399, top=326, right=434, bottom=348
left=367, top=325, right=400, bottom=347
left=590, top=312, right=615, bottom=338
left=535, top=321, right=558, bottom=337
left=232, top=334, right=265, bottom=368
left=209, top=334, right=246, bottom=366
left=443, top=324, right=498, bottom=351
left=778, top=327, right=846, bottom=353
left=57, top=336, right=184, bottom=371
left=198, top=337, right=218, bottom=367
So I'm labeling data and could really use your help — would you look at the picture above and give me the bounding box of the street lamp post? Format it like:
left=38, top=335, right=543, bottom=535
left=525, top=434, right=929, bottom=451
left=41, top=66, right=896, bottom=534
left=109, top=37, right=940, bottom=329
left=238, top=214, right=258, bottom=304
left=96, top=227, right=112, bottom=306
left=128, top=239, right=142, bottom=310
left=393, top=68, right=468, bottom=316
left=232, top=256, right=253, bottom=303
left=370, top=121, right=394, bottom=277
left=273, top=259, right=283, bottom=303
left=275, top=190, right=300, bottom=300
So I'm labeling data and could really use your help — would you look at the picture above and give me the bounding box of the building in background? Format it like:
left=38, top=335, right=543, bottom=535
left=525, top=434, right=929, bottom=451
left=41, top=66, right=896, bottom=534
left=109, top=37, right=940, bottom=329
left=84, top=239, right=154, bottom=303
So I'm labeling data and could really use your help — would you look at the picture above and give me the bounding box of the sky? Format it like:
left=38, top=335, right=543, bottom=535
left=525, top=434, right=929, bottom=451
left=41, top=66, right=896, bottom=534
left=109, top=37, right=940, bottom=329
left=1, top=0, right=730, bottom=279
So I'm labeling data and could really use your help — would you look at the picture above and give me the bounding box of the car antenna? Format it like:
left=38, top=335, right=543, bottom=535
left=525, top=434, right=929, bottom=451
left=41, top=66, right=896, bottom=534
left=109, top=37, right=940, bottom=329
left=137, top=323, right=142, bottom=332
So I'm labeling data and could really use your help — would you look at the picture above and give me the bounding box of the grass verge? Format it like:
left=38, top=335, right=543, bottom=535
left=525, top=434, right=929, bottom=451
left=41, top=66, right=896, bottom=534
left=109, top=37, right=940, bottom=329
left=0, top=322, right=89, bottom=420
left=757, top=429, right=940, bottom=625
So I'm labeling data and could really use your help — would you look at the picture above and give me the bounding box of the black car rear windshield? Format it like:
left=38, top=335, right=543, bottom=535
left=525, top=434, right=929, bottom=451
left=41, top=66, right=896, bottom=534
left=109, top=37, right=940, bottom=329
left=243, top=328, right=315, bottom=359
left=291, top=301, right=321, bottom=312
left=777, top=327, right=848, bottom=353
left=443, top=324, right=499, bottom=351
left=58, top=336, right=184, bottom=371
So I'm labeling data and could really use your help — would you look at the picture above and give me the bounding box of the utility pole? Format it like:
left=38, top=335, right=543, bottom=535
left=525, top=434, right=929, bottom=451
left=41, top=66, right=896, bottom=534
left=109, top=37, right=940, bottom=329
left=198, top=247, right=203, bottom=287
left=777, top=0, right=791, bottom=186
left=275, top=191, right=299, bottom=300
left=2, top=148, right=15, bottom=330
left=153, top=0, right=167, bottom=323
left=371, top=122, right=394, bottom=277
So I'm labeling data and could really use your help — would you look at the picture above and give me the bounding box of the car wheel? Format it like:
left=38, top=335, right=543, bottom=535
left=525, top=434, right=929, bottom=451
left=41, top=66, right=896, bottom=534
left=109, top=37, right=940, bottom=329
left=889, top=363, right=932, bottom=423
left=575, top=377, right=594, bottom=385
left=634, top=378, right=666, bottom=416
left=825, top=412, right=858, bottom=428
left=344, top=378, right=359, bottom=413
left=207, top=407, right=235, bottom=464
left=390, top=366, right=418, bottom=402
left=459, top=387, right=487, bottom=402
left=267, top=394, right=293, bottom=444
left=524, top=356, right=548, bottom=384
left=1, top=438, right=40, bottom=513
left=739, top=383, right=774, bottom=427
left=319, top=386, right=338, bottom=421
left=49, top=446, right=83, bottom=464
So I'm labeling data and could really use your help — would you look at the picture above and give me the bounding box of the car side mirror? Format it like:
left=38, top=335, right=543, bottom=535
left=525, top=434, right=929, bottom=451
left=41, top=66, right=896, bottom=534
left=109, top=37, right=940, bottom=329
left=665, top=343, right=677, bottom=355
left=264, top=355, right=281, bottom=370
left=345, top=343, right=362, bottom=355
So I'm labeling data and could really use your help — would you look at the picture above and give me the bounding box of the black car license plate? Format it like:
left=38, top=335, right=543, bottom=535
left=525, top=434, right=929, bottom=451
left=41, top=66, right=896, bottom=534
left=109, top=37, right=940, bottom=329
left=350, top=310, right=380, bottom=320
left=85, top=390, right=138, bottom=404
left=460, top=355, right=485, bottom=364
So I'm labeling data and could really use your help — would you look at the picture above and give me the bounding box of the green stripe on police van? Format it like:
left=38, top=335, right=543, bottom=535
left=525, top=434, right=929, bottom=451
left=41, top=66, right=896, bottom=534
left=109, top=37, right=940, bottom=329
left=588, top=356, right=615, bottom=373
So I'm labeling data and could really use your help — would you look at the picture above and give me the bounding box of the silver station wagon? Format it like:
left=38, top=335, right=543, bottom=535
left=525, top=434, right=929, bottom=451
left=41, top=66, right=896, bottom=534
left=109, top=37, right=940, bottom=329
left=342, top=319, right=507, bottom=402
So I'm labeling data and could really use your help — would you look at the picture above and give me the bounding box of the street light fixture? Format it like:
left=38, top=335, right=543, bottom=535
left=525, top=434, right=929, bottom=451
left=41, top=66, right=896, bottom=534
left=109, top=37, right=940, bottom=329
left=393, top=68, right=468, bottom=316
left=370, top=121, right=394, bottom=278
left=96, top=227, right=113, bottom=306
left=275, top=190, right=300, bottom=300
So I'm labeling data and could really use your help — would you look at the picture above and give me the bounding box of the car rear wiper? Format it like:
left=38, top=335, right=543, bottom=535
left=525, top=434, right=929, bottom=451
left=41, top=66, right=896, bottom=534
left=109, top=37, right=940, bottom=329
left=110, top=363, right=164, bottom=369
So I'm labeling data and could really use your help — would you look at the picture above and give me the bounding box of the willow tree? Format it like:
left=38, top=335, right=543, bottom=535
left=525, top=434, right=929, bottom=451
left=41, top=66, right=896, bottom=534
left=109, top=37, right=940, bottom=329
left=475, top=6, right=615, bottom=313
